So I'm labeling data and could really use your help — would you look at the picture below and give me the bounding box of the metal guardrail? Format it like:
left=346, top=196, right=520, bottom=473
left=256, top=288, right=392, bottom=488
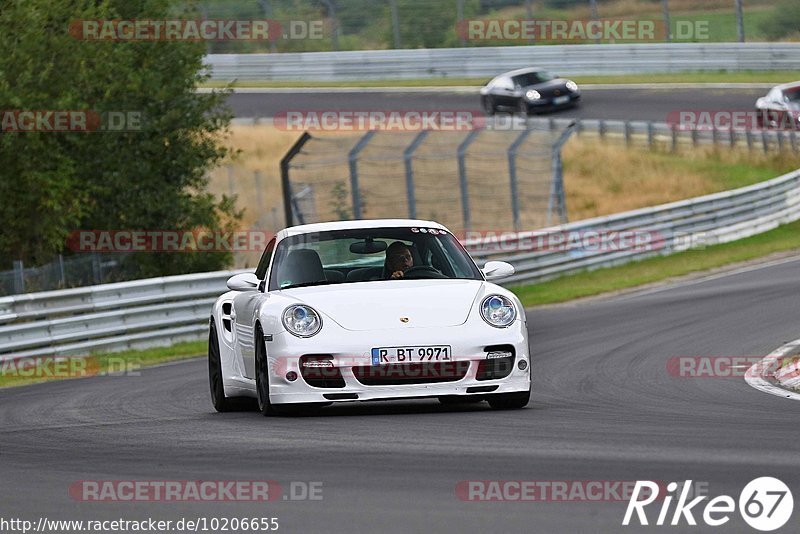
left=0, top=271, right=243, bottom=361
left=206, top=43, right=800, bottom=81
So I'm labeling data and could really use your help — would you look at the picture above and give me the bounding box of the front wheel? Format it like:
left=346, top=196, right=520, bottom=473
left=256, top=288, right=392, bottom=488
left=255, top=326, right=283, bottom=416
left=209, top=320, right=255, bottom=412
left=487, top=385, right=530, bottom=410
left=482, top=96, right=496, bottom=116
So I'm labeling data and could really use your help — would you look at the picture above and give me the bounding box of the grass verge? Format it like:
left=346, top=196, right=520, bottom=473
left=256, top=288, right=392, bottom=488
left=199, top=71, right=797, bottom=89
left=0, top=340, right=206, bottom=389
left=511, top=219, right=800, bottom=307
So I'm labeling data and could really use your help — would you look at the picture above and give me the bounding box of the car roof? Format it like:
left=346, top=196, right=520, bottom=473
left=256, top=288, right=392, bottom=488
left=498, top=67, right=545, bottom=78
left=278, top=219, right=448, bottom=240
left=775, top=81, right=800, bottom=92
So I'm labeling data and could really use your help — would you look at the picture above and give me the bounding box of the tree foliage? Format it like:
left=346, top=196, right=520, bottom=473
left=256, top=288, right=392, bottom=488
left=0, top=0, right=239, bottom=277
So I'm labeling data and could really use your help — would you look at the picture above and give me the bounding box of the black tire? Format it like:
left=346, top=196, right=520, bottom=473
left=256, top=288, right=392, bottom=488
left=482, top=96, right=496, bottom=116
left=208, top=319, right=235, bottom=412
left=487, top=384, right=531, bottom=410
left=255, top=326, right=282, bottom=416
left=438, top=395, right=484, bottom=405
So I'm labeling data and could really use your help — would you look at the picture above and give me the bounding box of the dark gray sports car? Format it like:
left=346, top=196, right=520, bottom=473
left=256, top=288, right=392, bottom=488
left=480, top=68, right=581, bottom=115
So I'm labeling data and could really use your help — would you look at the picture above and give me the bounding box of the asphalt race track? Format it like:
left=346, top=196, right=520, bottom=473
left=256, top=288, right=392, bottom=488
left=2, top=256, right=799, bottom=533
left=226, top=87, right=767, bottom=122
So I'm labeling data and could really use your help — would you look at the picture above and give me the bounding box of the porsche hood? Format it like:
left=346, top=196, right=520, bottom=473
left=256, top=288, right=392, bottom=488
left=282, top=279, right=485, bottom=331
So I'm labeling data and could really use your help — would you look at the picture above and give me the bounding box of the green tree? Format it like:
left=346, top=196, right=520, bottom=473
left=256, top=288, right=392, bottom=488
left=760, top=0, right=800, bottom=40
left=0, top=0, right=239, bottom=277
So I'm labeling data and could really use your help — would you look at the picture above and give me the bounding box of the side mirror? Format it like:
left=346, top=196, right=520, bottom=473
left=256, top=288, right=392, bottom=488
left=227, top=273, right=260, bottom=292
left=482, top=261, right=515, bottom=281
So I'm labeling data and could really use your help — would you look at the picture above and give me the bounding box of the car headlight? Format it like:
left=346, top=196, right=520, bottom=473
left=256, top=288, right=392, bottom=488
left=282, top=305, right=322, bottom=337
left=566, top=80, right=578, bottom=92
left=480, top=295, right=516, bottom=328
left=526, top=89, right=541, bottom=101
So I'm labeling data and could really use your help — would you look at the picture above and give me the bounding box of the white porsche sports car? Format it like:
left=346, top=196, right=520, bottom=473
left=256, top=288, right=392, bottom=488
left=208, top=219, right=531, bottom=415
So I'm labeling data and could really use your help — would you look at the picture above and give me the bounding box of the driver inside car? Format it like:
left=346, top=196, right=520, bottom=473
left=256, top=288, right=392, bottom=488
left=385, top=241, right=414, bottom=279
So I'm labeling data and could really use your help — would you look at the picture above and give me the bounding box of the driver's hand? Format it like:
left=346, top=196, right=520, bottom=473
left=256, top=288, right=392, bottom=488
left=391, top=270, right=405, bottom=279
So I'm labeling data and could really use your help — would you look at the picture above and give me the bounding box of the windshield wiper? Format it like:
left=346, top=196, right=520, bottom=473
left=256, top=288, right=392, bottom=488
left=281, top=280, right=339, bottom=290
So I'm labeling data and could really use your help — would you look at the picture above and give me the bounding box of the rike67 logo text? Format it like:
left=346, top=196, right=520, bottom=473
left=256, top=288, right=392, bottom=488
left=623, top=478, right=793, bottom=531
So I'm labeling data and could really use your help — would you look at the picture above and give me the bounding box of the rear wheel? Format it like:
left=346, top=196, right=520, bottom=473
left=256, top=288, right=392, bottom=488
left=208, top=320, right=235, bottom=412
left=487, top=385, right=531, bottom=410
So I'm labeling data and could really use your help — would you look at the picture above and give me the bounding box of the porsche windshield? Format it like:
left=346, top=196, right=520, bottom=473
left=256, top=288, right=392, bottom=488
left=268, top=227, right=482, bottom=290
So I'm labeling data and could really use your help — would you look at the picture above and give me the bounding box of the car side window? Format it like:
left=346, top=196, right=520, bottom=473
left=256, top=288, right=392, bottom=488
left=255, top=238, right=276, bottom=281
left=496, top=77, right=514, bottom=90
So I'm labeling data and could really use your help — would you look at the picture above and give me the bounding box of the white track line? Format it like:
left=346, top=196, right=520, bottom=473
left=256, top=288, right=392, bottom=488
left=745, top=339, right=800, bottom=401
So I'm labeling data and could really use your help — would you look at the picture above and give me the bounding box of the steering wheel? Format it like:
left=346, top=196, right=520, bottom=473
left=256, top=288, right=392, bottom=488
left=402, top=265, right=447, bottom=280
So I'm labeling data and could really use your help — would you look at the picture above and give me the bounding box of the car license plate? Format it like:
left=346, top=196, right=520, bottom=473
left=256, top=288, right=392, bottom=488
left=554, top=95, right=570, bottom=105
left=371, top=345, right=451, bottom=365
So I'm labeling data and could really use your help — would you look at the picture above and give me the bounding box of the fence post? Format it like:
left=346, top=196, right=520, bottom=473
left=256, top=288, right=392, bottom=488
left=390, top=0, right=401, bottom=49
left=254, top=171, right=264, bottom=228
left=91, top=253, right=102, bottom=285
left=508, top=128, right=534, bottom=231
left=280, top=132, right=312, bottom=227
left=746, top=129, right=753, bottom=150
left=457, top=129, right=482, bottom=232
left=671, top=125, right=678, bottom=153
left=777, top=131, right=785, bottom=152
left=348, top=130, right=376, bottom=220
left=549, top=121, right=577, bottom=225
left=762, top=131, right=769, bottom=153
left=403, top=131, right=429, bottom=219
left=58, top=254, right=66, bottom=287
left=12, top=260, right=25, bottom=294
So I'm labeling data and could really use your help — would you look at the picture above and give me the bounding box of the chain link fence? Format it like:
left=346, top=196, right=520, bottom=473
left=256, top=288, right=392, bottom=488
left=280, top=121, right=574, bottom=236
left=0, top=253, right=132, bottom=297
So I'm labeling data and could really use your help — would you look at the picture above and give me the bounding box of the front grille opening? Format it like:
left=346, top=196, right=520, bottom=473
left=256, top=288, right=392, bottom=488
left=476, top=345, right=515, bottom=381
left=352, top=361, right=470, bottom=386
left=299, top=355, right=345, bottom=388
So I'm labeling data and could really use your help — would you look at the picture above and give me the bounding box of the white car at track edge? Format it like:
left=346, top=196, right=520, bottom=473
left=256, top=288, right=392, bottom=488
left=208, top=219, right=531, bottom=415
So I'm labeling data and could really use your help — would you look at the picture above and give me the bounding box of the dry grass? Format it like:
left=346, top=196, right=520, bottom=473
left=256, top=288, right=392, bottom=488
left=208, top=124, right=796, bottom=267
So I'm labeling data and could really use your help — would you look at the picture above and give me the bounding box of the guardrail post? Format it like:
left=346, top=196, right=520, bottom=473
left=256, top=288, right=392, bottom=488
left=729, top=129, right=736, bottom=149
left=671, top=125, right=678, bottom=153
left=348, top=130, right=376, bottom=220
left=647, top=121, right=654, bottom=149
left=777, top=132, right=785, bottom=152
left=12, top=260, right=25, bottom=294
left=508, top=128, right=534, bottom=231
left=791, top=131, right=798, bottom=154
left=761, top=131, right=769, bottom=153
left=549, top=121, right=578, bottom=225
left=280, top=132, right=312, bottom=227
left=711, top=127, right=718, bottom=147
left=624, top=121, right=632, bottom=147
left=457, top=129, right=482, bottom=232
left=691, top=128, right=699, bottom=147
left=746, top=129, right=754, bottom=150
left=403, top=131, right=429, bottom=219
left=599, top=120, right=606, bottom=138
